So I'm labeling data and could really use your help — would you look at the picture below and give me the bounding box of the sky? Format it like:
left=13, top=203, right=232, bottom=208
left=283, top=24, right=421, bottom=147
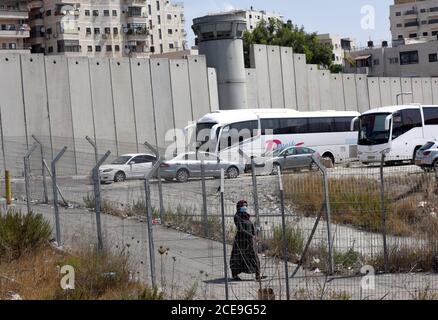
left=183, top=0, right=394, bottom=49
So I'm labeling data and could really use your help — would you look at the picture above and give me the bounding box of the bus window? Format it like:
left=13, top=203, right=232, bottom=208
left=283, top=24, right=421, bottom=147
left=308, top=118, right=334, bottom=133
left=392, top=109, right=422, bottom=140
left=334, top=117, right=355, bottom=132
left=424, top=107, right=438, bottom=125
left=278, top=118, right=308, bottom=134
left=261, top=119, right=280, bottom=135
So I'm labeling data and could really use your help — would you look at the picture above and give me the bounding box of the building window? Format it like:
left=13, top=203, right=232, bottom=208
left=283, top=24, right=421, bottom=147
left=94, top=28, right=100, bottom=34
left=113, top=27, right=118, bottom=35
left=159, top=29, right=162, bottom=39
left=115, top=45, right=120, bottom=52
left=150, top=46, right=155, bottom=53
left=105, top=27, right=111, bottom=34
left=93, top=10, right=99, bottom=17
left=429, top=53, right=438, bottom=62
left=373, top=59, right=380, bottom=66
left=104, top=10, right=110, bottom=16
left=396, top=23, right=402, bottom=27
left=398, top=35, right=403, bottom=39
left=46, top=10, right=51, bottom=16
left=400, top=50, right=419, bottom=65
left=409, top=33, right=417, bottom=38
left=95, top=45, right=101, bottom=52
left=389, top=57, right=399, bottom=64
left=160, top=44, right=163, bottom=53
left=86, top=27, right=91, bottom=35
left=167, top=14, right=172, bottom=20
left=169, top=43, right=174, bottom=49
left=422, top=20, right=428, bottom=25
left=87, top=46, right=92, bottom=52
left=106, top=45, right=112, bottom=52
left=395, top=12, right=401, bottom=16
left=157, top=15, right=161, bottom=24
left=85, top=10, right=90, bottom=17
left=168, top=29, right=173, bottom=35
left=433, top=31, right=438, bottom=36
left=48, top=46, right=53, bottom=53
left=423, top=32, right=428, bottom=36
left=421, top=8, right=426, bottom=13
left=148, top=5, right=152, bottom=15
left=156, top=1, right=160, bottom=11
left=112, top=10, right=117, bottom=17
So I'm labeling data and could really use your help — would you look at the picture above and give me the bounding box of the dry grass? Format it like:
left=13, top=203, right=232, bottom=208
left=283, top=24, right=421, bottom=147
left=0, top=245, right=163, bottom=300
left=283, top=173, right=438, bottom=237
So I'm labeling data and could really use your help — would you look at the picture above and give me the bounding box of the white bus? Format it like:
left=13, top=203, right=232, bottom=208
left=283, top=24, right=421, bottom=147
left=191, top=109, right=360, bottom=166
left=356, top=104, right=438, bottom=163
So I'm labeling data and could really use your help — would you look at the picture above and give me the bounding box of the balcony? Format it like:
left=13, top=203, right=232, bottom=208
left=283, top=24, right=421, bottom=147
left=404, top=20, right=419, bottom=28
left=404, top=9, right=418, bottom=16
left=0, top=9, right=29, bottom=20
left=28, top=1, right=43, bottom=10
left=0, top=24, right=30, bottom=38
left=125, top=23, right=149, bottom=39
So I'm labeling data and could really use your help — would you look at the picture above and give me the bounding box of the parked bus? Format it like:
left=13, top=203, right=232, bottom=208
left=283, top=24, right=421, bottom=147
left=191, top=109, right=360, bottom=166
left=356, top=104, right=438, bottom=163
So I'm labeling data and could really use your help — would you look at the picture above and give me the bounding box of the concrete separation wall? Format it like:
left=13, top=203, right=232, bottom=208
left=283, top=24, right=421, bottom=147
left=0, top=53, right=218, bottom=176
left=247, top=44, right=438, bottom=113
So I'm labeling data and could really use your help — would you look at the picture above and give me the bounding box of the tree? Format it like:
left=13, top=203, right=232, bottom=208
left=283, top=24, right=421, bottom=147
left=243, top=18, right=335, bottom=70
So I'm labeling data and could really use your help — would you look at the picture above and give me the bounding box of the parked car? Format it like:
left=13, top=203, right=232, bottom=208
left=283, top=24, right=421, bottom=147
left=264, top=146, right=321, bottom=174
left=159, top=152, right=245, bottom=183
left=415, top=141, right=438, bottom=172
left=99, top=153, right=157, bottom=183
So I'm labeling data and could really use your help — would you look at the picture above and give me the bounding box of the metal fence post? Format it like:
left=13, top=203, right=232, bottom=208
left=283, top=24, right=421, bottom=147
left=251, top=158, right=260, bottom=227
left=157, top=167, right=164, bottom=224
left=220, top=168, right=229, bottom=300
left=143, top=141, right=162, bottom=288
left=313, top=155, right=334, bottom=275
left=24, top=143, right=38, bottom=214
left=200, top=160, right=209, bottom=238
left=92, top=151, right=111, bottom=252
left=51, top=146, right=67, bottom=246
left=277, top=167, right=290, bottom=300
left=85, top=135, right=99, bottom=165
left=32, top=135, right=48, bottom=204
left=5, top=170, right=11, bottom=205
left=380, top=153, right=389, bottom=273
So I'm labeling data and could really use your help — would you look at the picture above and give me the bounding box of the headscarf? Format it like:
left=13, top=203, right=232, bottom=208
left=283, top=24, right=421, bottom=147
left=236, top=200, right=250, bottom=220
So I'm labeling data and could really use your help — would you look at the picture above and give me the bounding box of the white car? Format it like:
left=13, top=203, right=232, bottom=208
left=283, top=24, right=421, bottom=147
left=99, top=153, right=157, bottom=183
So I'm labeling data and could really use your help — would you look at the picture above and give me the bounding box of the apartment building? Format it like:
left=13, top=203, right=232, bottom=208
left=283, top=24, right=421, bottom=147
left=26, top=0, right=186, bottom=57
left=344, top=40, right=438, bottom=77
left=242, top=7, right=283, bottom=30
left=390, top=0, right=438, bottom=45
left=317, top=34, right=356, bottom=65
left=0, top=1, right=30, bottom=53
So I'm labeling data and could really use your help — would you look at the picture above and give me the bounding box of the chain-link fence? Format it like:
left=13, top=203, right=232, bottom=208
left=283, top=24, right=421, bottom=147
left=1, top=137, right=438, bottom=300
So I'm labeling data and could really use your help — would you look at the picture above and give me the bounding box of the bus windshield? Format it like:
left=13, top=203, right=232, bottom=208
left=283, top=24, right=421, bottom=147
left=358, top=113, right=391, bottom=146
left=196, top=122, right=220, bottom=151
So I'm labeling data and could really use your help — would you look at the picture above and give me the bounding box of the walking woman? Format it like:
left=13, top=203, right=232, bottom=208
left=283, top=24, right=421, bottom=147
left=230, top=200, right=264, bottom=281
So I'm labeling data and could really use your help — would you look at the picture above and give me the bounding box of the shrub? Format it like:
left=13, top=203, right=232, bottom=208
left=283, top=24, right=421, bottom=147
left=0, top=210, right=52, bottom=262
left=265, top=225, right=305, bottom=259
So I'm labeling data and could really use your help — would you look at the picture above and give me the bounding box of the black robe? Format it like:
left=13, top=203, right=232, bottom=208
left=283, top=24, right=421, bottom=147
left=230, top=213, right=260, bottom=275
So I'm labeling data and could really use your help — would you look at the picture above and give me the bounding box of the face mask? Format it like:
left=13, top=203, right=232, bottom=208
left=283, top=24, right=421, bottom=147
left=239, top=207, right=248, bottom=214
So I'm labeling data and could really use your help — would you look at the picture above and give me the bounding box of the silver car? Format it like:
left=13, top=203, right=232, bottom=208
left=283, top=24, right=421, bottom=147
left=159, top=152, right=245, bottom=183
left=415, top=141, right=438, bottom=172
left=264, top=146, right=321, bottom=174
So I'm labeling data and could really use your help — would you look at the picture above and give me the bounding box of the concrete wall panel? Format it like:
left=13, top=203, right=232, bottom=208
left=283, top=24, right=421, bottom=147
left=0, top=53, right=27, bottom=174
left=412, top=78, right=423, bottom=103
left=67, top=57, right=95, bottom=173
left=330, top=74, right=345, bottom=111
left=401, top=78, right=413, bottom=104
left=130, top=58, right=157, bottom=147
left=343, top=74, right=357, bottom=111
left=110, top=58, right=138, bottom=154
left=251, top=44, right=271, bottom=108
left=432, top=79, right=438, bottom=104
left=150, top=59, right=175, bottom=148
left=293, top=54, right=309, bottom=111
left=267, top=45, right=284, bottom=108
left=208, top=68, right=219, bottom=112
left=307, top=65, right=320, bottom=111
left=280, top=47, right=296, bottom=109
left=45, top=56, right=76, bottom=175
left=170, top=59, right=193, bottom=130
left=245, top=68, right=259, bottom=109
left=355, top=74, right=370, bottom=113
left=422, top=78, right=433, bottom=104
left=188, top=56, right=211, bottom=120
left=20, top=54, right=51, bottom=147
left=379, top=78, right=392, bottom=106
left=89, top=58, right=118, bottom=155
left=319, top=70, right=331, bottom=110
left=390, top=78, right=402, bottom=105
left=368, top=78, right=381, bottom=109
